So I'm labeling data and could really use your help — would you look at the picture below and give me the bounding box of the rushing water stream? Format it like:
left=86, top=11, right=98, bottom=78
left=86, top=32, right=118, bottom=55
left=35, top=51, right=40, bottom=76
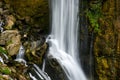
left=47, top=0, right=87, bottom=80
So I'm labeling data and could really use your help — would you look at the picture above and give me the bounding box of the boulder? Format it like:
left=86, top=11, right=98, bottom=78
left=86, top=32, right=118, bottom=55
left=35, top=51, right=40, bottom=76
left=24, top=38, right=47, bottom=64
left=4, top=15, right=16, bottom=30
left=45, top=55, right=68, bottom=80
left=0, top=30, right=21, bottom=56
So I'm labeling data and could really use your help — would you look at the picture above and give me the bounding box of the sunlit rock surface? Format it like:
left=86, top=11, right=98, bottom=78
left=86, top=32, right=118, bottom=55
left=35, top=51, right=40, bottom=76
left=0, top=30, right=21, bottom=56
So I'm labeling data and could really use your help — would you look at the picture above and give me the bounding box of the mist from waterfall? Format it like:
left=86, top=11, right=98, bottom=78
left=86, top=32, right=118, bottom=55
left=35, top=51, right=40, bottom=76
left=47, top=0, right=87, bottom=80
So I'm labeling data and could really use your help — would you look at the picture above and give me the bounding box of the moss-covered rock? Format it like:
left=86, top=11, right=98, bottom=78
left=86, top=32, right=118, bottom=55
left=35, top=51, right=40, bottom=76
left=5, top=0, right=49, bottom=33
left=0, top=0, right=49, bottom=79
left=88, top=0, right=120, bottom=80
left=0, top=30, right=21, bottom=56
left=4, top=15, right=16, bottom=30
left=0, top=67, right=11, bottom=75
left=24, top=39, right=48, bottom=65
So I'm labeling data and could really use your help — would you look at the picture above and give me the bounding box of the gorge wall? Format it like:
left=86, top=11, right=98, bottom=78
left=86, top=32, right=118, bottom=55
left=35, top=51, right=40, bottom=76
left=87, top=0, right=120, bottom=80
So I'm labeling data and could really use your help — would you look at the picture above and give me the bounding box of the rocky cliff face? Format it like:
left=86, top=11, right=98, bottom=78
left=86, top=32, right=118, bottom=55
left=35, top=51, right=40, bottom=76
left=4, top=0, right=49, bottom=32
left=0, top=0, right=49, bottom=79
left=87, top=0, right=120, bottom=80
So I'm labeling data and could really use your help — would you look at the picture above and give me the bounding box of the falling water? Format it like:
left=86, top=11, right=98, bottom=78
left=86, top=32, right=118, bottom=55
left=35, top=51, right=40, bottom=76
left=0, top=57, right=4, bottom=63
left=16, top=45, right=25, bottom=59
left=42, top=59, right=46, bottom=72
left=47, top=0, right=87, bottom=80
left=0, top=21, right=4, bottom=32
left=15, top=45, right=27, bottom=65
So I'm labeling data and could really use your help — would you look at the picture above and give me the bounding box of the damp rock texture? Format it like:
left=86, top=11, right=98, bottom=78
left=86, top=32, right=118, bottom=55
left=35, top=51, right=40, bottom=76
left=88, top=0, right=120, bottom=80
left=0, top=0, right=49, bottom=79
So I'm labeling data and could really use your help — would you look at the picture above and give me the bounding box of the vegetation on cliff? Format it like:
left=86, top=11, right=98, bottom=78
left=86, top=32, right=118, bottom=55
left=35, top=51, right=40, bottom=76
left=87, top=0, right=120, bottom=80
left=0, top=0, right=49, bottom=79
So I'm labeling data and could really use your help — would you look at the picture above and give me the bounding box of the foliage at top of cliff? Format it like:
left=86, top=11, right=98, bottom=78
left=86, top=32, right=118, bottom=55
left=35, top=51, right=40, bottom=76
left=86, top=1, right=103, bottom=33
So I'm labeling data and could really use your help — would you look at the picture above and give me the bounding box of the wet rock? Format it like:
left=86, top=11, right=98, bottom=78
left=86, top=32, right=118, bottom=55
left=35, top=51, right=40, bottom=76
left=28, top=64, right=51, bottom=80
left=2, top=10, right=9, bottom=15
left=0, top=75, right=12, bottom=80
left=0, top=0, right=49, bottom=80
left=0, top=30, right=21, bottom=56
left=7, top=0, right=49, bottom=33
left=4, top=15, right=16, bottom=30
left=4, top=4, right=10, bottom=10
left=0, top=2, right=3, bottom=8
left=19, top=74, right=27, bottom=80
left=0, top=8, right=3, bottom=14
left=5, top=60, right=29, bottom=80
left=24, top=39, right=48, bottom=64
left=45, top=56, right=68, bottom=80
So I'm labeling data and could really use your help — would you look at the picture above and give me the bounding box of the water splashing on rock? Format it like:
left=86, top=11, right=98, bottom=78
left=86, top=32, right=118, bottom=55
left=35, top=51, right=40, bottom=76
left=15, top=45, right=27, bottom=65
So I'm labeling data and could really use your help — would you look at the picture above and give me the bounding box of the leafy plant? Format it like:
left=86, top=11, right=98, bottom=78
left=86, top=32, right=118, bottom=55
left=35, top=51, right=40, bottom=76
left=0, top=46, right=7, bottom=54
left=0, top=67, right=11, bottom=75
left=86, top=2, right=102, bottom=33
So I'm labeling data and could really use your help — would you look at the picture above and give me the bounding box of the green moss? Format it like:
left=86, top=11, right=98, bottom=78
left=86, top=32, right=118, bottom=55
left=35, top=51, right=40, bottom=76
left=0, top=67, right=11, bottom=75
left=86, top=1, right=102, bottom=33
left=0, top=46, right=7, bottom=54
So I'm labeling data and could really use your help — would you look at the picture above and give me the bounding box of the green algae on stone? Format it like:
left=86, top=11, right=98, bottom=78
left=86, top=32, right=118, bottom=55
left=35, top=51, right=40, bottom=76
left=86, top=0, right=102, bottom=33
left=0, top=67, right=11, bottom=75
left=0, top=46, right=7, bottom=54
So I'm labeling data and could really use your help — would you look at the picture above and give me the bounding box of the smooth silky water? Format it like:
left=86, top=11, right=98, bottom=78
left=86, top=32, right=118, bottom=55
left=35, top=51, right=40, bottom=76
left=47, top=0, right=87, bottom=80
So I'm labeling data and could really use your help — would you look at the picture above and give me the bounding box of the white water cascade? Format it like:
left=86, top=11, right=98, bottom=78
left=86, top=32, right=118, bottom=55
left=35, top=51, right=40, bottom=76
left=47, top=0, right=87, bottom=80
left=15, top=45, right=27, bottom=65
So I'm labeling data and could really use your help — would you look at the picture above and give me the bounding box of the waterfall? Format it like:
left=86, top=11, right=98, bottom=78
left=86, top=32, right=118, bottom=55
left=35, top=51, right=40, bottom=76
left=0, top=57, right=4, bottom=63
left=0, top=21, right=4, bottom=32
left=16, top=45, right=25, bottom=59
left=42, top=59, right=46, bottom=72
left=47, top=0, right=87, bottom=80
left=15, top=45, right=27, bottom=65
